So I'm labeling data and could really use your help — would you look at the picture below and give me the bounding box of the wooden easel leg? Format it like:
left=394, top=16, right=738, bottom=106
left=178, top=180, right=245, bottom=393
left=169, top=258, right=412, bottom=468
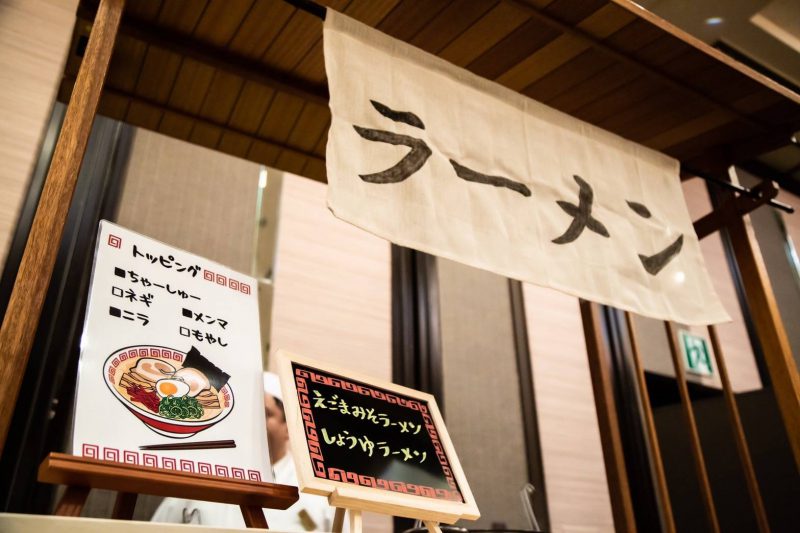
left=240, top=505, right=269, bottom=529
left=348, top=509, right=362, bottom=533
left=112, top=491, right=137, bottom=520
left=332, top=507, right=346, bottom=533
left=423, top=520, right=443, bottom=533
left=54, top=486, right=90, bottom=517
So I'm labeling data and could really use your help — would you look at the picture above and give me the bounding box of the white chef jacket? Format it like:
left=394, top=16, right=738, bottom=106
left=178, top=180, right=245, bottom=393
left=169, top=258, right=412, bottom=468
left=151, top=454, right=334, bottom=531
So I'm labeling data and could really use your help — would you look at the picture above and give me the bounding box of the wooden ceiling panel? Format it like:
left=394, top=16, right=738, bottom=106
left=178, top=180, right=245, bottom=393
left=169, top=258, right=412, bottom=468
left=256, top=91, right=307, bottom=143
left=159, top=110, right=195, bottom=140
left=376, top=0, right=450, bottom=42
left=156, top=0, right=209, bottom=34
left=248, top=139, right=283, bottom=167
left=106, top=36, right=148, bottom=92
left=227, top=0, right=296, bottom=58
left=167, top=58, right=216, bottom=114
left=547, top=61, right=640, bottom=114
left=409, top=0, right=496, bottom=55
left=125, top=0, right=163, bottom=21
left=523, top=48, right=616, bottom=103
left=291, top=0, right=401, bottom=84
left=69, top=0, right=800, bottom=182
left=127, top=99, right=164, bottom=131
left=133, top=46, right=182, bottom=103
left=467, top=19, right=561, bottom=81
left=437, top=1, right=531, bottom=67
left=544, top=0, right=610, bottom=26
left=218, top=131, right=254, bottom=160
left=198, top=70, right=246, bottom=124
left=261, top=10, right=326, bottom=71
left=285, top=102, right=330, bottom=154
left=193, top=0, right=256, bottom=48
left=228, top=82, right=277, bottom=135
left=189, top=122, right=224, bottom=149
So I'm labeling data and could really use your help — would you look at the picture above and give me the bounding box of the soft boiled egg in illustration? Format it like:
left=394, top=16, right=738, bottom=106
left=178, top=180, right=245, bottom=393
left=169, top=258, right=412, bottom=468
left=155, top=378, right=191, bottom=398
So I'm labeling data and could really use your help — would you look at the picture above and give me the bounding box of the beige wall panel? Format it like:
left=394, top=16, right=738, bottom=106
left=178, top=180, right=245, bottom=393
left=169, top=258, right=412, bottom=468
left=437, top=259, right=530, bottom=530
left=636, top=178, right=761, bottom=392
left=0, top=0, right=77, bottom=274
left=267, top=173, right=391, bottom=532
left=116, top=129, right=260, bottom=274
left=522, top=284, right=614, bottom=533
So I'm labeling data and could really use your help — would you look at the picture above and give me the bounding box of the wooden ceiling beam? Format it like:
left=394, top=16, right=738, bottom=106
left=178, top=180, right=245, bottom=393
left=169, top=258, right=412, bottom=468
left=503, top=0, right=772, bottom=133
left=60, top=74, right=325, bottom=166
left=76, top=6, right=329, bottom=107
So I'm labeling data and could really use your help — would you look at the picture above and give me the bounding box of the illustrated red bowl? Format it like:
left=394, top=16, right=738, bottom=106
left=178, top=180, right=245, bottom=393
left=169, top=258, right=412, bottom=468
left=103, top=345, right=234, bottom=439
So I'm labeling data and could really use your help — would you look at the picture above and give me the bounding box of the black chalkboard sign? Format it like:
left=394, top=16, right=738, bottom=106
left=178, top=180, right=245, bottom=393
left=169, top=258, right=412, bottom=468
left=291, top=362, right=464, bottom=502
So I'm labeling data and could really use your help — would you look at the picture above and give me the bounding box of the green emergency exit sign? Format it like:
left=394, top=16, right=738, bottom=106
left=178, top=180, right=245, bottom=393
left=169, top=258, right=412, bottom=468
left=678, top=330, right=713, bottom=376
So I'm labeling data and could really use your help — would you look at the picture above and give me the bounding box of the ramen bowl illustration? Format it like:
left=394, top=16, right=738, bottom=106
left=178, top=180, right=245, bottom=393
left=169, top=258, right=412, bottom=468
left=103, top=345, right=234, bottom=439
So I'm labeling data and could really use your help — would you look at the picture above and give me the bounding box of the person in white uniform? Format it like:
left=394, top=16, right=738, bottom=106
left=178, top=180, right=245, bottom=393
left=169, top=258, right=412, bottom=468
left=151, top=372, right=335, bottom=530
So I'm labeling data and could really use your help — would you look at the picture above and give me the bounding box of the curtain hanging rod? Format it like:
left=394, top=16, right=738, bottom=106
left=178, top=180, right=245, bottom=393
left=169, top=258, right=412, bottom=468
left=682, top=165, right=794, bottom=214
left=284, top=0, right=326, bottom=20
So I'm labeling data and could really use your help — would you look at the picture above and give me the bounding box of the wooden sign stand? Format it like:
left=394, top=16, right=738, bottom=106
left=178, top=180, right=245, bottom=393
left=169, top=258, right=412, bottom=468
left=38, top=452, right=299, bottom=529
left=278, top=351, right=479, bottom=533
left=331, top=507, right=443, bottom=533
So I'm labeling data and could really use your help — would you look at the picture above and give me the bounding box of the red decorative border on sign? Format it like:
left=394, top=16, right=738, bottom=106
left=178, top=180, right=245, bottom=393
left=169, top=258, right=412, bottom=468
left=202, top=268, right=251, bottom=295
left=80, top=443, right=262, bottom=481
left=293, top=367, right=463, bottom=502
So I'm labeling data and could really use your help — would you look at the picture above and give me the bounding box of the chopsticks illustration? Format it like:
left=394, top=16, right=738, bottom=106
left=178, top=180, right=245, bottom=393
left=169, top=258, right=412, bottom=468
left=139, top=439, right=236, bottom=451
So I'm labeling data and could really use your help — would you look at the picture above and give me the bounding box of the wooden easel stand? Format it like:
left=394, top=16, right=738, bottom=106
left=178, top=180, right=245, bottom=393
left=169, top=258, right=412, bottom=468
left=39, top=453, right=298, bottom=529
left=331, top=507, right=443, bottom=533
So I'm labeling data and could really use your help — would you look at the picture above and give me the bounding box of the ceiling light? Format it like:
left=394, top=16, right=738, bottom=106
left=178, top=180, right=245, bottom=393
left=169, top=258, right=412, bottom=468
left=705, top=16, right=724, bottom=26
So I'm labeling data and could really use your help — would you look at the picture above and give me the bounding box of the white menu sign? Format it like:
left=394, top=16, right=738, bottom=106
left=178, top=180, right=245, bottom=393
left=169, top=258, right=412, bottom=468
left=72, top=221, right=272, bottom=482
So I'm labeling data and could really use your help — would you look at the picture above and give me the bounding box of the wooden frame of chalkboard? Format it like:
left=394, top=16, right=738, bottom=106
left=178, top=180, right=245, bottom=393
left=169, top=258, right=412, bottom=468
left=277, top=350, right=480, bottom=527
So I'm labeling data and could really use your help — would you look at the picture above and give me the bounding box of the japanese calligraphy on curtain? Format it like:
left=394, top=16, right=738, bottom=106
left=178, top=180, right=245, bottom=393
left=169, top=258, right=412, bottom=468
left=323, top=10, right=729, bottom=325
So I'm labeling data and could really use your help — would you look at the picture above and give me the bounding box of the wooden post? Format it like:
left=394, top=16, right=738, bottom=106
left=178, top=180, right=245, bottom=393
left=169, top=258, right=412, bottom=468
left=664, top=322, right=720, bottom=533
left=579, top=301, right=637, bottom=533
left=0, top=0, right=125, bottom=455
left=624, top=312, right=676, bottom=533
left=708, top=325, right=770, bottom=532
left=725, top=169, right=800, bottom=468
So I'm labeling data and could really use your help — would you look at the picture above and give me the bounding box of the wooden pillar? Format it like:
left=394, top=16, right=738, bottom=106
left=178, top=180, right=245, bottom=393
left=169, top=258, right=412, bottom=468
left=0, top=0, right=125, bottom=455
left=580, top=301, right=637, bottom=533
left=726, top=169, right=800, bottom=468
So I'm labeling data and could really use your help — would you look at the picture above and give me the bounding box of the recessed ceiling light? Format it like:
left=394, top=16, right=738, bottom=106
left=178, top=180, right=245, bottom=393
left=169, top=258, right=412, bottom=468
left=705, top=16, right=724, bottom=26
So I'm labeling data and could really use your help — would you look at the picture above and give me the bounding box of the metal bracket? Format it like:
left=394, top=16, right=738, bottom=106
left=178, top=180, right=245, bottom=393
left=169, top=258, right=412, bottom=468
left=693, top=179, right=780, bottom=240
